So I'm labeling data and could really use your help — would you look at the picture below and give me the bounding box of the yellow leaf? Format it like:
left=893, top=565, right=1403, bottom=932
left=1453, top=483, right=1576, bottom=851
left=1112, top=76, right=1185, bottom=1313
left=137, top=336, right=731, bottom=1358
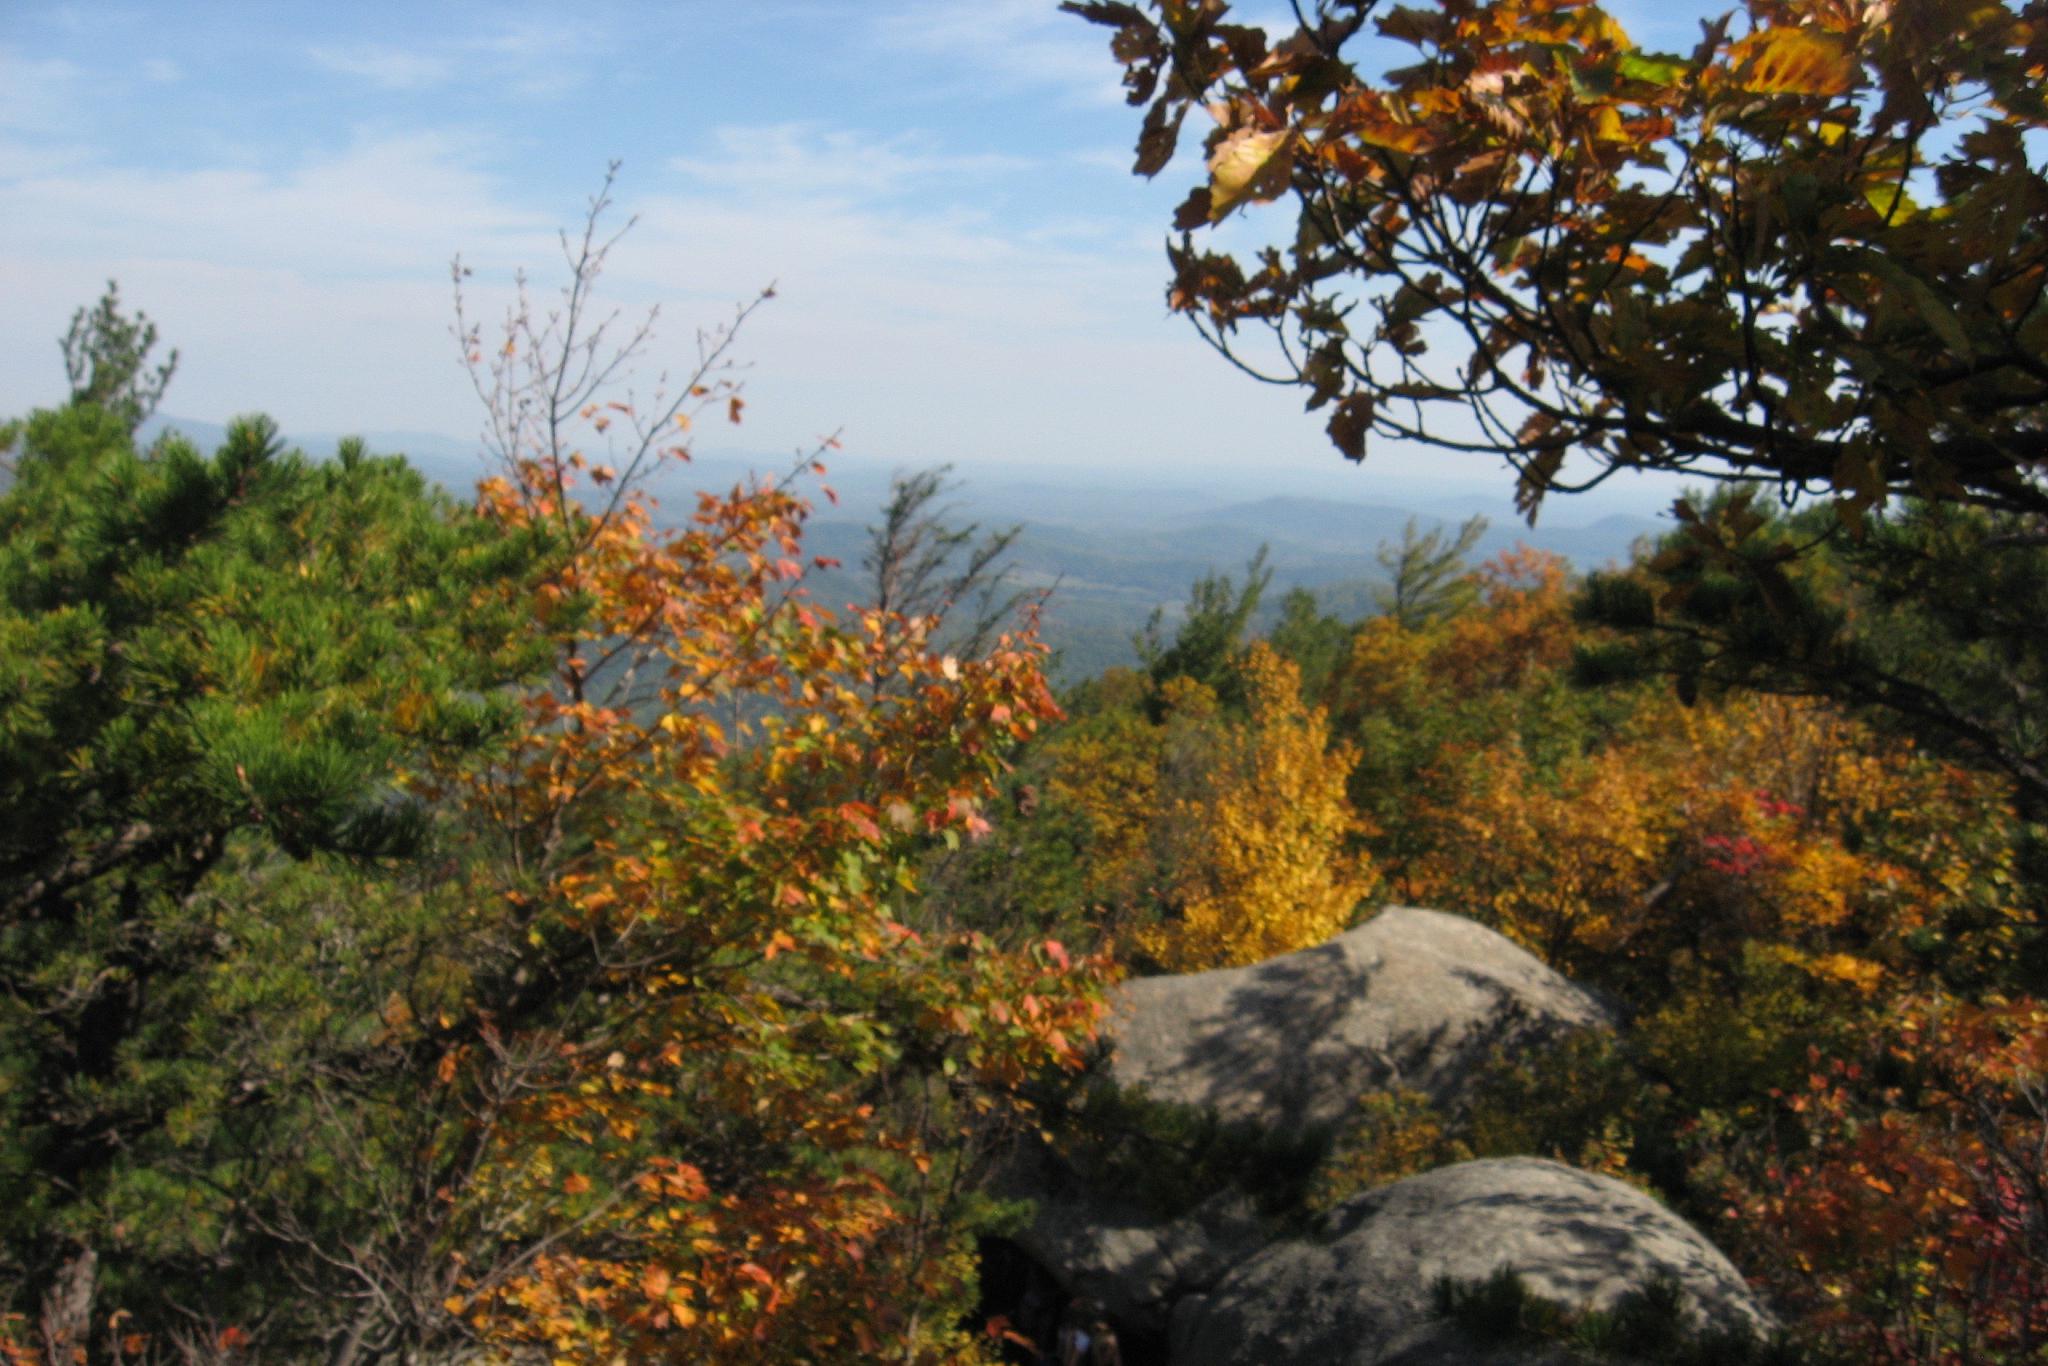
left=1207, top=127, right=1294, bottom=221
left=1728, top=27, right=1856, bottom=96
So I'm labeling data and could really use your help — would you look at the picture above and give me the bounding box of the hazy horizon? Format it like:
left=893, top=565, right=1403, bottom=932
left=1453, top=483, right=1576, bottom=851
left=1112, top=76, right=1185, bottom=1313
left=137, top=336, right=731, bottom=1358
left=8, top=0, right=1723, bottom=513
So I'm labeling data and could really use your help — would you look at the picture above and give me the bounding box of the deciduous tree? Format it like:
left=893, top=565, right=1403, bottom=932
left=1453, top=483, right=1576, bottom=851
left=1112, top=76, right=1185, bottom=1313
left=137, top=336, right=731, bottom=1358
left=1067, top=0, right=2048, bottom=520
left=1140, top=644, right=1377, bottom=969
left=424, top=180, right=1106, bottom=1362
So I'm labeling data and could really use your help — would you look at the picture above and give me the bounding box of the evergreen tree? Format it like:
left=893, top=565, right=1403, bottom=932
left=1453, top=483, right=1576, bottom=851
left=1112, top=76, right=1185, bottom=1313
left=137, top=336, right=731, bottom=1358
left=1375, top=515, right=1487, bottom=631
left=0, top=402, right=549, bottom=1346
left=1265, top=585, right=1352, bottom=702
left=60, top=281, right=178, bottom=434
left=1135, top=547, right=1271, bottom=703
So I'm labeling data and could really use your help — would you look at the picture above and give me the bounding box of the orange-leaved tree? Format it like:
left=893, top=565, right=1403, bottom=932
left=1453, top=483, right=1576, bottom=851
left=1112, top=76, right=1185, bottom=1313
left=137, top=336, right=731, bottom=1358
left=1718, top=998, right=2048, bottom=1363
left=1399, top=656, right=2021, bottom=997
left=409, top=176, right=1108, bottom=1364
left=1333, top=545, right=1619, bottom=906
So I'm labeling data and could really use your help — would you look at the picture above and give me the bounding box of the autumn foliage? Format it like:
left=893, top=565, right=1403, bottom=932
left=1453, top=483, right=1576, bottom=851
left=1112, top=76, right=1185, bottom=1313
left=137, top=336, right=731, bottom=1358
left=1066, top=0, right=2048, bottom=521
left=922, top=508, right=2041, bottom=1358
left=437, top=440, right=1104, bottom=1360
left=412, top=232, right=1111, bottom=1360
left=0, top=208, right=1106, bottom=1362
left=1138, top=644, right=1376, bottom=971
left=1301, top=539, right=2041, bottom=1361
left=1718, top=999, right=2048, bottom=1363
left=1058, top=6, right=2048, bottom=1347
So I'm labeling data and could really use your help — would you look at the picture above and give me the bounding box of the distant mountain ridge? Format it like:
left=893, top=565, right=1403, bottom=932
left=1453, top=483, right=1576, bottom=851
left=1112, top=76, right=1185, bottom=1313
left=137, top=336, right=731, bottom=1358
left=137, top=413, right=1672, bottom=682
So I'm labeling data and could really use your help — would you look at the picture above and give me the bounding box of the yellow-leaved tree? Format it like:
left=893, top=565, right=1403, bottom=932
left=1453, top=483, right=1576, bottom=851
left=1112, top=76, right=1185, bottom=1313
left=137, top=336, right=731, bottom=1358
left=1141, top=645, right=1377, bottom=971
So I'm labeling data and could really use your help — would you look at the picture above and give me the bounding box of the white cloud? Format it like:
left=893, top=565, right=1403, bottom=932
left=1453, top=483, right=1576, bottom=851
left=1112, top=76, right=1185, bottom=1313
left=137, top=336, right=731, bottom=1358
left=0, top=46, right=95, bottom=179
left=0, top=129, right=564, bottom=431
left=4, top=129, right=551, bottom=273
left=0, top=89, right=1303, bottom=481
left=467, top=19, right=602, bottom=97
left=306, top=17, right=605, bottom=99
left=1, top=105, right=1189, bottom=465
left=308, top=43, right=454, bottom=91
left=602, top=121, right=1221, bottom=467
left=671, top=123, right=1030, bottom=202
left=0, top=46, right=81, bottom=134
left=873, top=0, right=1128, bottom=106
left=141, top=57, right=180, bottom=84
left=1070, top=145, right=1139, bottom=174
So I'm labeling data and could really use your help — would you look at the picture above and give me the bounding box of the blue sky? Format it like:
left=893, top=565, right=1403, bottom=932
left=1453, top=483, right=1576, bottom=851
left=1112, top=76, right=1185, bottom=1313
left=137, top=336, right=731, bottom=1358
left=2, top=0, right=1714, bottom=508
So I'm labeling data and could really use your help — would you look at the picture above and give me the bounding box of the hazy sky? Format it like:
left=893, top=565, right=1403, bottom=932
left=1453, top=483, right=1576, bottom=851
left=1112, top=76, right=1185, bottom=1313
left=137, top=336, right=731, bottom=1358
left=2, top=0, right=1716, bottom=509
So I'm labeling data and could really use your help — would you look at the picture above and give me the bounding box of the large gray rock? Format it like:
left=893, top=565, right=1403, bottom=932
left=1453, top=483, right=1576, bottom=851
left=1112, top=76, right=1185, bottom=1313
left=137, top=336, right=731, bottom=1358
left=1171, top=1158, right=1774, bottom=1366
left=1010, top=910, right=1618, bottom=1338
left=1108, top=906, right=1613, bottom=1129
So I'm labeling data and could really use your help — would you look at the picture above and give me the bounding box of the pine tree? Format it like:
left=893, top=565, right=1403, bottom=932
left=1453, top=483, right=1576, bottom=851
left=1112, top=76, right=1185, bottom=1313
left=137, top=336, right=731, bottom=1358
left=59, top=281, right=178, bottom=434
left=0, top=401, right=550, bottom=1344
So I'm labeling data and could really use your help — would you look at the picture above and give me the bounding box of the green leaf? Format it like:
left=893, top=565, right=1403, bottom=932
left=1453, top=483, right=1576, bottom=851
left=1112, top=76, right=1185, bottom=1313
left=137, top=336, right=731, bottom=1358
left=1860, top=181, right=1921, bottom=221
left=1850, top=247, right=1972, bottom=357
left=1616, top=50, right=1689, bottom=85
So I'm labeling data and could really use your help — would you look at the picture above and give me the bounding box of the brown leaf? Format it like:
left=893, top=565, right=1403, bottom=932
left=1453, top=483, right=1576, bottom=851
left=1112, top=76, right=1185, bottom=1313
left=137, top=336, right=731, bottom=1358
left=1327, top=392, right=1375, bottom=460
left=1215, top=23, right=1269, bottom=73
left=1377, top=5, right=1447, bottom=46
left=1135, top=98, right=1186, bottom=177
left=1514, top=443, right=1568, bottom=522
left=1059, top=0, right=1147, bottom=27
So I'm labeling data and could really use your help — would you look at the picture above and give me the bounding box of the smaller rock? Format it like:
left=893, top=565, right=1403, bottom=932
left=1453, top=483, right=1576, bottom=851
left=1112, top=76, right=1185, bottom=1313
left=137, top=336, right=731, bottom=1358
left=1172, top=1158, right=1773, bottom=1366
left=999, top=1145, right=1271, bottom=1338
